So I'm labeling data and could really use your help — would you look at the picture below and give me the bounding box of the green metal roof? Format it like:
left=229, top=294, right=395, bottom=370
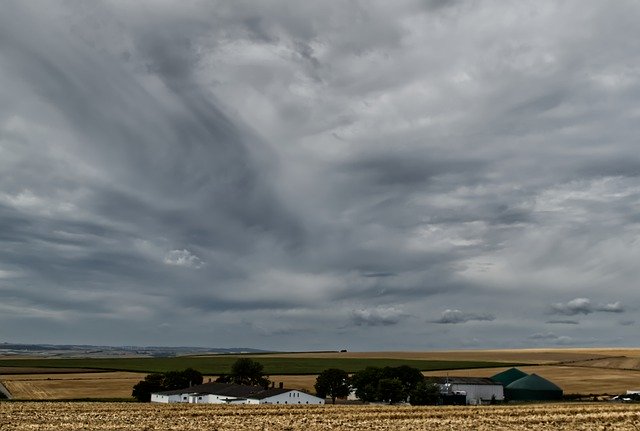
left=490, top=368, right=528, bottom=386
left=506, top=373, right=562, bottom=391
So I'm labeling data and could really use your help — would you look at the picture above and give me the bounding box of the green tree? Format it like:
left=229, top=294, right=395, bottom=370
left=132, top=373, right=164, bottom=402
left=314, top=368, right=351, bottom=404
left=377, top=378, right=405, bottom=404
left=162, top=368, right=203, bottom=390
left=384, top=365, right=424, bottom=393
left=131, top=368, right=204, bottom=402
left=230, top=358, right=270, bottom=388
left=350, top=367, right=384, bottom=402
left=409, top=381, right=440, bottom=405
left=351, top=365, right=424, bottom=403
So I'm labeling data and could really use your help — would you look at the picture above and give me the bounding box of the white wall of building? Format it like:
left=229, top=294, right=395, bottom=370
left=151, top=389, right=324, bottom=405
left=150, top=393, right=186, bottom=403
left=443, top=384, right=504, bottom=404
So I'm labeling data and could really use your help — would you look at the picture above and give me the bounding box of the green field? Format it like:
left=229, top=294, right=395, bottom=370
left=0, top=356, right=515, bottom=375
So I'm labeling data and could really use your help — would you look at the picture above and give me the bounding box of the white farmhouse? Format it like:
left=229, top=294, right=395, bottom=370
left=427, top=377, right=504, bottom=405
left=151, top=382, right=325, bottom=405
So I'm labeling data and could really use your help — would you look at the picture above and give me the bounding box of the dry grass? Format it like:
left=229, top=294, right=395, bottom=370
left=2, top=402, right=640, bottom=430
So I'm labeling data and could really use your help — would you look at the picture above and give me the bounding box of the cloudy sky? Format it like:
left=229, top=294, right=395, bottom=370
left=1, top=0, right=639, bottom=351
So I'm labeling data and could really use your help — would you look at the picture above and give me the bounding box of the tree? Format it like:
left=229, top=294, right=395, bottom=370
left=230, top=358, right=270, bottom=388
left=132, top=373, right=165, bottom=402
left=163, top=368, right=203, bottom=390
left=350, top=365, right=424, bottom=403
left=377, top=378, right=405, bottom=404
left=409, top=381, right=440, bottom=405
left=385, top=365, right=424, bottom=393
left=350, top=367, right=384, bottom=402
left=314, top=368, right=350, bottom=404
left=131, top=368, right=204, bottom=402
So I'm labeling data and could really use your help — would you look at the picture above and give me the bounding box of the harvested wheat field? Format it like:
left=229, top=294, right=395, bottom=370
left=2, top=402, right=640, bottom=431
left=1, top=372, right=145, bottom=399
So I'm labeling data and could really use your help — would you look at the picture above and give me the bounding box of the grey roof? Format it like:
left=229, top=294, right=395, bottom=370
left=153, top=383, right=298, bottom=399
left=426, top=377, right=502, bottom=386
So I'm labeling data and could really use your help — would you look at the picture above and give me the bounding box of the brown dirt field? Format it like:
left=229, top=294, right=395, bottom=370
left=1, top=372, right=145, bottom=399
left=3, top=402, right=640, bottom=431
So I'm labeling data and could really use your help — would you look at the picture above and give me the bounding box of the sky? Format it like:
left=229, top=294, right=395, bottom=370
left=1, top=0, right=639, bottom=351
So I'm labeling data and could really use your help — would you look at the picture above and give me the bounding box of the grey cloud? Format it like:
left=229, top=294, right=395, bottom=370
left=528, top=332, right=573, bottom=345
left=351, top=307, right=407, bottom=327
left=1, top=1, right=640, bottom=349
left=551, top=298, right=625, bottom=316
left=433, top=309, right=496, bottom=324
left=164, top=250, right=204, bottom=269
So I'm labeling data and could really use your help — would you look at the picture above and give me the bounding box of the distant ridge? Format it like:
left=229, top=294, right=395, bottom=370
left=0, top=342, right=270, bottom=358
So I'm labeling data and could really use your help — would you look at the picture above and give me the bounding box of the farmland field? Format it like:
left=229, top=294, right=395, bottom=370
left=3, top=348, right=640, bottom=399
left=2, top=402, right=640, bottom=430
left=0, top=356, right=512, bottom=374
left=1, top=372, right=147, bottom=400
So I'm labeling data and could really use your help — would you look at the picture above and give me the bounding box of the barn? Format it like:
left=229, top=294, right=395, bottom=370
left=426, top=377, right=504, bottom=405
left=151, top=382, right=325, bottom=405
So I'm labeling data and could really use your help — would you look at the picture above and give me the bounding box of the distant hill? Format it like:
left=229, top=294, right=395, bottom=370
left=0, top=342, right=270, bottom=358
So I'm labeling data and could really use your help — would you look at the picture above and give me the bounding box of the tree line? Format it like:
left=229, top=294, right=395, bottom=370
left=315, top=365, right=439, bottom=405
left=132, top=358, right=440, bottom=405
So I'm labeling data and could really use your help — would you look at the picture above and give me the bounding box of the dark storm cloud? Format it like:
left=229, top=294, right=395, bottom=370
left=1, top=0, right=640, bottom=349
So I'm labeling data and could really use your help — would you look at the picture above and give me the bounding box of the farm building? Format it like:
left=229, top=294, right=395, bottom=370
left=504, top=373, right=563, bottom=401
left=151, top=382, right=325, bottom=405
left=426, top=377, right=504, bottom=405
left=490, top=367, right=528, bottom=386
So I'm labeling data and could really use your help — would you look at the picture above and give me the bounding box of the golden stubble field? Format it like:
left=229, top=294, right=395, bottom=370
left=1, top=372, right=147, bottom=399
left=2, top=402, right=640, bottom=431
